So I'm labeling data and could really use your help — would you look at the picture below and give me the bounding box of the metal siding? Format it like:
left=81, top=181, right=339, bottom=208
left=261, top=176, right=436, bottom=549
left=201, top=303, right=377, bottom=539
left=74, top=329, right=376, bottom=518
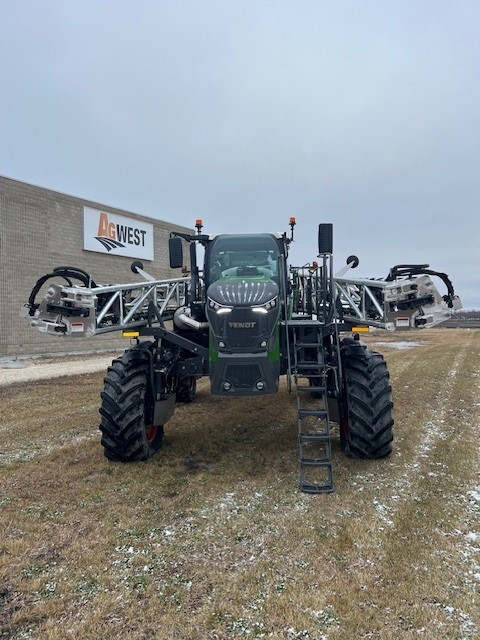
left=0, top=176, right=193, bottom=357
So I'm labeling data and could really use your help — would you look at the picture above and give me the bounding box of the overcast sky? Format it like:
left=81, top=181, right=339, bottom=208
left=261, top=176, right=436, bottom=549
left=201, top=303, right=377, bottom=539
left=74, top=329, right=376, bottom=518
left=1, top=1, right=479, bottom=307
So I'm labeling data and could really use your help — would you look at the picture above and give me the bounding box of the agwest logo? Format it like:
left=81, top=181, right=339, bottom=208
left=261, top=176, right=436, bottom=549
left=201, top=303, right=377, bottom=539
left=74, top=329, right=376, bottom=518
left=95, top=212, right=148, bottom=252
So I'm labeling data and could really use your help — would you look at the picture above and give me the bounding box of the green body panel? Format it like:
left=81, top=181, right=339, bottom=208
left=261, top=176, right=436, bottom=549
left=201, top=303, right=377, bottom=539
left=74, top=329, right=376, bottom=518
left=207, top=274, right=280, bottom=363
left=209, top=333, right=219, bottom=363
left=267, top=324, right=281, bottom=362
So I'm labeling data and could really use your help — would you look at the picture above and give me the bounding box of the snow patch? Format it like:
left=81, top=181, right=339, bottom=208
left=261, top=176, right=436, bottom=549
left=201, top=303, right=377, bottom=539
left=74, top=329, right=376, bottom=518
left=372, top=499, right=394, bottom=527
left=372, top=341, right=425, bottom=350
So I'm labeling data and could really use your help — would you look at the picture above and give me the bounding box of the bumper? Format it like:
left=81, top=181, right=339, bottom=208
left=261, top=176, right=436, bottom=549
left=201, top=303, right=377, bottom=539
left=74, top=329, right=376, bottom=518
left=210, top=352, right=280, bottom=396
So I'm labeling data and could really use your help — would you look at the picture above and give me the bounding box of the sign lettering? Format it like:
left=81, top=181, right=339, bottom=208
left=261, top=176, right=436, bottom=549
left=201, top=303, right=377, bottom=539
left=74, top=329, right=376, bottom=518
left=84, top=207, right=154, bottom=260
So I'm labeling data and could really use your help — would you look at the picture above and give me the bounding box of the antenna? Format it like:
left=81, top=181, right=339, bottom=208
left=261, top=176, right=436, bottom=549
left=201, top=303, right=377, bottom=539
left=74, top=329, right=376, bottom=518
left=289, top=217, right=296, bottom=242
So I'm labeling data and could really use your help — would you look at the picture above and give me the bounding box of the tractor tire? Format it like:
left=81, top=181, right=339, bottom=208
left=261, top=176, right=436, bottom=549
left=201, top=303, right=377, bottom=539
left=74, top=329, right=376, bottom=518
left=177, top=376, right=197, bottom=403
left=339, top=338, right=393, bottom=459
left=99, top=346, right=163, bottom=461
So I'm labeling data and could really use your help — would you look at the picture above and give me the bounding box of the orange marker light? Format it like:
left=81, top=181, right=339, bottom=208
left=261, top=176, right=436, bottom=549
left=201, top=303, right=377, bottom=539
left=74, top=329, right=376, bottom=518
left=195, top=219, right=203, bottom=227
left=289, top=217, right=296, bottom=225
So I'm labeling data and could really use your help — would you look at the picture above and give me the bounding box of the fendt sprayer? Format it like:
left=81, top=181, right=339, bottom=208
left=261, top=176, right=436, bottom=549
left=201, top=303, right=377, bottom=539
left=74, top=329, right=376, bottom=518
left=21, top=219, right=462, bottom=492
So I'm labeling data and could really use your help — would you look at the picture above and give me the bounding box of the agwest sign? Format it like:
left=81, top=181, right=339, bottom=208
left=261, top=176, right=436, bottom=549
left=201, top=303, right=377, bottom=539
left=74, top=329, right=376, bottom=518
left=83, top=207, right=154, bottom=260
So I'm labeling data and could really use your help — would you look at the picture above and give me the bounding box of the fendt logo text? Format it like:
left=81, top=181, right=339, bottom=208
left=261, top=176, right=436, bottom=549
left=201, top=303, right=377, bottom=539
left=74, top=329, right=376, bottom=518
left=96, top=212, right=148, bottom=252
left=228, top=322, right=257, bottom=329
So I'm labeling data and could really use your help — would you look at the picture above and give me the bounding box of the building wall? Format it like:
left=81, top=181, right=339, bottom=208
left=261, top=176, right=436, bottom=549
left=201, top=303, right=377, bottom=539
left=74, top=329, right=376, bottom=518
left=0, top=176, right=192, bottom=357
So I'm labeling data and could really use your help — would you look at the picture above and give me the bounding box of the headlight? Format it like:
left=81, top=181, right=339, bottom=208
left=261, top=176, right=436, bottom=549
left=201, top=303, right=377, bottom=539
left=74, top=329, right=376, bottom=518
left=252, top=296, right=278, bottom=314
left=208, top=298, right=233, bottom=314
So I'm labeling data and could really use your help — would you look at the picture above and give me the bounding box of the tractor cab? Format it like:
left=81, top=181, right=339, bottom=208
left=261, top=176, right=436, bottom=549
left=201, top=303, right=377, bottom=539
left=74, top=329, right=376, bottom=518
left=205, top=233, right=281, bottom=285
left=168, top=228, right=289, bottom=396
left=204, top=233, right=286, bottom=396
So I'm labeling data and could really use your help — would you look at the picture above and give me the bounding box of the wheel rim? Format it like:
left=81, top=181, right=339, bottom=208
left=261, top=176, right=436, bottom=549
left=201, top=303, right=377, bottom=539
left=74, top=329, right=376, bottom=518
left=145, top=424, right=158, bottom=444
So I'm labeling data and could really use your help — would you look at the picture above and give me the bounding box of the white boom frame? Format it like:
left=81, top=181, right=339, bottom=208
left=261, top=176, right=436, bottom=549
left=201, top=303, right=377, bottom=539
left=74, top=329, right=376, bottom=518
left=21, top=268, right=459, bottom=337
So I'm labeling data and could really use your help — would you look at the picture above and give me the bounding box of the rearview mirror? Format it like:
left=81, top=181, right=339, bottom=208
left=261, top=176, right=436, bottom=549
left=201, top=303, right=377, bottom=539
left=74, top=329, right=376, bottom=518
left=318, top=223, right=333, bottom=255
left=169, top=237, right=184, bottom=268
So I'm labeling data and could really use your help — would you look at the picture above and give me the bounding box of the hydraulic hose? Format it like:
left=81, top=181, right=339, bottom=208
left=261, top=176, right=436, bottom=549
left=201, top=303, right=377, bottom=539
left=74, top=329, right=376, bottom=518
left=27, top=266, right=97, bottom=316
left=385, top=264, right=456, bottom=306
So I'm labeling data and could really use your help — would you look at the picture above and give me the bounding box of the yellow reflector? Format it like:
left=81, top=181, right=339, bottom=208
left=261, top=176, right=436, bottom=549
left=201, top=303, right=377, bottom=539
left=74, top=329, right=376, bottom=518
left=123, top=331, right=140, bottom=338
left=352, top=326, right=369, bottom=333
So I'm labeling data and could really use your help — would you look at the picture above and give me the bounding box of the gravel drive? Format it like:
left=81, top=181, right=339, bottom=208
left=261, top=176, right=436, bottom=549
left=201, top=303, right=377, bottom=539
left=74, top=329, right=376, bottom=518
left=0, top=352, right=119, bottom=386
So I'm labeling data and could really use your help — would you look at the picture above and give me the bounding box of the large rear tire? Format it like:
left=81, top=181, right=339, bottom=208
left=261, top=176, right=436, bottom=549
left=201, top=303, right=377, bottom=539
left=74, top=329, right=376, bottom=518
left=339, top=338, right=394, bottom=459
left=99, top=345, right=164, bottom=461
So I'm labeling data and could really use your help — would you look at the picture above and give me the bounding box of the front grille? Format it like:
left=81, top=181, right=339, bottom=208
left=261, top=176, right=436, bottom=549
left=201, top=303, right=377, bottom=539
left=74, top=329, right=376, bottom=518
left=208, top=279, right=278, bottom=307
left=222, top=308, right=263, bottom=348
left=218, top=281, right=269, bottom=305
left=225, top=364, right=261, bottom=388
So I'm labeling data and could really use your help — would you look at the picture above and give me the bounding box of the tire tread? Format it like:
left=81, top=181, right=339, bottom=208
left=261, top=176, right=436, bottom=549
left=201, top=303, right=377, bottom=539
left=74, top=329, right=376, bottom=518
left=98, top=346, right=163, bottom=462
left=340, top=339, right=394, bottom=459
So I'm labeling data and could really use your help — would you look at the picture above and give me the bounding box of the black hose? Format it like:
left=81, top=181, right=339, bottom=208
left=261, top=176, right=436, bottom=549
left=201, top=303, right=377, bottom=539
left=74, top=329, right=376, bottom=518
left=27, top=266, right=97, bottom=316
left=385, top=264, right=456, bottom=305
left=53, top=266, right=97, bottom=287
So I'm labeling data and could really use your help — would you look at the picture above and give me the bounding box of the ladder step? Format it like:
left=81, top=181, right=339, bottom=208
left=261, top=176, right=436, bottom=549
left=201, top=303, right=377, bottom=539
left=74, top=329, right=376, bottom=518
left=296, top=342, right=322, bottom=348
left=301, top=482, right=334, bottom=494
left=301, top=458, right=332, bottom=467
left=298, top=409, right=328, bottom=419
left=295, top=364, right=323, bottom=370
left=296, top=385, right=326, bottom=392
left=282, top=319, right=322, bottom=326
left=299, top=433, right=330, bottom=442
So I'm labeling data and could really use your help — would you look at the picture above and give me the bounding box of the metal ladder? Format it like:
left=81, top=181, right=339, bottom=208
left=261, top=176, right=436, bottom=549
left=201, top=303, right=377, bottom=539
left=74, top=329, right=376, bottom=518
left=291, top=320, right=334, bottom=494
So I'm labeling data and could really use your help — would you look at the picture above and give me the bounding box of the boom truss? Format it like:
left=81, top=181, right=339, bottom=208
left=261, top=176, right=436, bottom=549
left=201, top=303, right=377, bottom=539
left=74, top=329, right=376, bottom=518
left=21, top=276, right=190, bottom=337
left=21, top=264, right=460, bottom=338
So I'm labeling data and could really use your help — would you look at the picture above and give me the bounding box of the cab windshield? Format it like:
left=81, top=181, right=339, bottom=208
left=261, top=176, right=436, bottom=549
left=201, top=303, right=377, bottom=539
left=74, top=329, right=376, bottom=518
left=207, top=234, right=280, bottom=285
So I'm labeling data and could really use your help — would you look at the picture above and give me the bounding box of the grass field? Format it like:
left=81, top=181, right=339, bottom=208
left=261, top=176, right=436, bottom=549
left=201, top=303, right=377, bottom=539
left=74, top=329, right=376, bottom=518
left=1, top=329, right=479, bottom=639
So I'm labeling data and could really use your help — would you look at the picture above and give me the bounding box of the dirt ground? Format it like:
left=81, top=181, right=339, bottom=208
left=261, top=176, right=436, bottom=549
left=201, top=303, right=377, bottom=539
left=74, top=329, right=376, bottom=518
left=1, top=329, right=479, bottom=639
left=0, top=328, right=442, bottom=386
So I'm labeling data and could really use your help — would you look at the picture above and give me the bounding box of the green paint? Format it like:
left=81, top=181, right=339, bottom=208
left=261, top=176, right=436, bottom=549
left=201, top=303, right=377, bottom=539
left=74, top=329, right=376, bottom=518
left=267, top=324, right=280, bottom=362
left=209, top=331, right=218, bottom=363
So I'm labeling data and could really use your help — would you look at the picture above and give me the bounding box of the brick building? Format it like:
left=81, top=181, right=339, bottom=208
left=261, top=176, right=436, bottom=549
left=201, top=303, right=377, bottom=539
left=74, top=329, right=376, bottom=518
left=0, top=176, right=192, bottom=357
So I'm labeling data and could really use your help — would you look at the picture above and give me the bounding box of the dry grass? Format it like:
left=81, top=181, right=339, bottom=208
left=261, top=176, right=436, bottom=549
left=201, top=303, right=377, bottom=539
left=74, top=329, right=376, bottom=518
left=1, top=329, right=479, bottom=639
